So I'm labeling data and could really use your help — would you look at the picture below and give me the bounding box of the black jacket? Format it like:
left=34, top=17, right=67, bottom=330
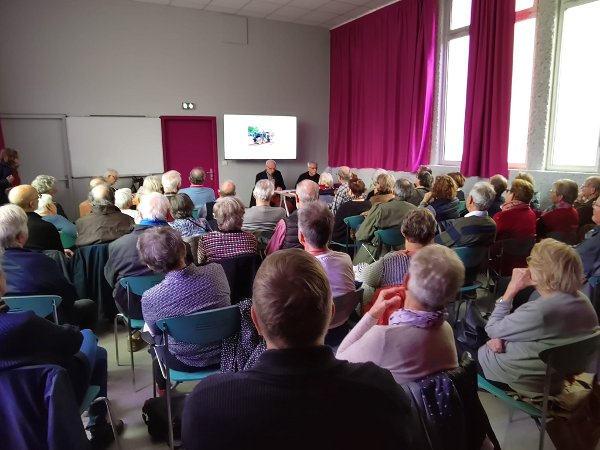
left=25, top=212, right=64, bottom=252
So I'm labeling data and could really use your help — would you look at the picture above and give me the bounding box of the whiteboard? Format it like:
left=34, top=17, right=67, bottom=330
left=66, top=116, right=164, bottom=177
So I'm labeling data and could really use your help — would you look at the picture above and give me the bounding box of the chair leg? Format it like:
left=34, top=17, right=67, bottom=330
left=127, top=327, right=136, bottom=390
left=90, top=397, right=121, bottom=450
left=114, top=314, right=123, bottom=366
left=539, top=361, right=553, bottom=450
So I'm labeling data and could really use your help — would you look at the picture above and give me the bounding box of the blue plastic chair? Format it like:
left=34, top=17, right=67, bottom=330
left=374, top=228, right=405, bottom=254
left=452, top=246, right=489, bottom=298
left=331, top=214, right=365, bottom=256
left=155, top=305, right=241, bottom=450
left=3, top=295, right=62, bottom=324
left=115, top=274, right=165, bottom=389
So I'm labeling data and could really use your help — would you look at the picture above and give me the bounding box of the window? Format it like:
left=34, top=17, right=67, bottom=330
left=440, top=0, right=537, bottom=166
left=548, top=0, right=600, bottom=170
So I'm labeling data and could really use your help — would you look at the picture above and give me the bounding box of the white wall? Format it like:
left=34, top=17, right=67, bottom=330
left=0, top=0, right=330, bottom=213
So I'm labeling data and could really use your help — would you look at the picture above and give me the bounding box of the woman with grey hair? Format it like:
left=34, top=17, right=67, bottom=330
left=337, top=244, right=464, bottom=383
left=35, top=193, right=77, bottom=240
left=31, top=174, right=69, bottom=219
left=169, top=193, right=210, bottom=237
left=138, top=226, right=231, bottom=394
left=114, top=188, right=137, bottom=220
left=197, top=196, right=257, bottom=264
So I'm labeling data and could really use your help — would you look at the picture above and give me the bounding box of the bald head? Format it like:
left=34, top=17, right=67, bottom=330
left=296, top=180, right=319, bottom=207
left=337, top=166, right=351, bottom=183
left=8, top=185, right=39, bottom=212
left=89, top=184, right=115, bottom=205
left=220, top=180, right=236, bottom=197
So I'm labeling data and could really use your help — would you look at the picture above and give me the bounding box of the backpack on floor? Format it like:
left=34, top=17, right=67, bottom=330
left=142, top=393, right=187, bottom=443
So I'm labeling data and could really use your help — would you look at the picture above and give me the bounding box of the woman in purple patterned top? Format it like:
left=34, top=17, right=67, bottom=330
left=137, top=226, right=230, bottom=392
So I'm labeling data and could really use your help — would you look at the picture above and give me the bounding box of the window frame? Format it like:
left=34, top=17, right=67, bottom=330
left=546, top=0, right=600, bottom=172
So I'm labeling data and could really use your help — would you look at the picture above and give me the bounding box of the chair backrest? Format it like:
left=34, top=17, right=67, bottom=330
left=59, top=231, right=76, bottom=249
left=156, top=304, right=241, bottom=345
left=182, top=235, right=200, bottom=265
left=3, top=295, right=63, bottom=324
left=453, top=246, right=489, bottom=286
left=119, top=274, right=166, bottom=296
left=214, top=253, right=262, bottom=304
left=458, top=200, right=467, bottom=214
left=489, top=236, right=536, bottom=277
left=343, top=214, right=365, bottom=231
left=330, top=288, right=363, bottom=329
left=205, top=201, right=216, bottom=221
left=545, top=230, right=578, bottom=246
left=375, top=228, right=405, bottom=247
left=539, top=331, right=600, bottom=376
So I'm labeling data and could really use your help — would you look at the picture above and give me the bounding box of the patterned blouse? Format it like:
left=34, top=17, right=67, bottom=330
left=170, top=217, right=211, bottom=237
left=197, top=230, right=258, bottom=264
left=362, top=252, right=411, bottom=289
left=142, top=264, right=231, bottom=367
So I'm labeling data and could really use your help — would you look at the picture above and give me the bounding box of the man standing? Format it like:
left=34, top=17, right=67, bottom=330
left=179, top=167, right=216, bottom=210
left=295, top=161, right=319, bottom=186
left=250, top=160, right=286, bottom=207
left=182, top=249, right=415, bottom=450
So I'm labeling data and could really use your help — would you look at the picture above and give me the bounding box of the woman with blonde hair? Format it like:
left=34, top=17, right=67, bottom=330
left=478, top=239, right=598, bottom=396
left=369, top=173, right=396, bottom=206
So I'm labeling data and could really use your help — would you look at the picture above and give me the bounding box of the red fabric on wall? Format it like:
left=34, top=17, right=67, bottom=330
left=461, top=0, right=515, bottom=178
left=328, top=0, right=438, bottom=172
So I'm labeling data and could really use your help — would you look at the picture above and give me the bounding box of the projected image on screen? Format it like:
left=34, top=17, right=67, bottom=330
left=224, top=114, right=296, bottom=160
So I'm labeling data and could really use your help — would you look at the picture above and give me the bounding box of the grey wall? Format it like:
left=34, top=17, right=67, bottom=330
left=0, top=0, right=330, bottom=214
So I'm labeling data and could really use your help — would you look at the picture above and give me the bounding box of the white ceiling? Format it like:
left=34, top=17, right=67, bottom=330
left=132, top=0, right=396, bottom=29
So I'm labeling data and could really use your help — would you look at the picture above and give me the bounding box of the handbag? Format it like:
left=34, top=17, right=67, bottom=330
left=141, top=393, right=187, bottom=443
left=449, top=299, right=489, bottom=351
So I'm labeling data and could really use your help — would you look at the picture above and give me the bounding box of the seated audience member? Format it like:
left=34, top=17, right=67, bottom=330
left=492, top=179, right=536, bottom=241
left=514, top=171, right=540, bottom=211
left=537, top=178, right=579, bottom=241
left=138, top=227, right=230, bottom=394
left=330, top=166, right=352, bottom=214
left=0, top=147, right=20, bottom=205
left=448, top=172, right=466, bottom=202
left=8, top=184, right=63, bottom=252
left=103, top=168, right=119, bottom=189
left=105, top=192, right=171, bottom=321
left=169, top=193, right=210, bottom=237
left=179, top=167, right=217, bottom=213
left=296, top=161, right=319, bottom=185
left=219, top=180, right=236, bottom=198
left=265, top=180, right=320, bottom=255
left=368, top=173, right=396, bottom=207
left=0, top=294, right=121, bottom=448
left=574, top=176, right=600, bottom=227
left=79, top=177, right=106, bottom=218
left=361, top=209, right=436, bottom=298
left=298, top=201, right=354, bottom=297
left=31, top=174, right=69, bottom=219
left=161, top=170, right=182, bottom=196
left=197, top=196, right=257, bottom=264
left=182, top=249, right=415, bottom=450
left=576, top=196, right=600, bottom=297
left=137, top=175, right=162, bottom=198
left=36, top=193, right=77, bottom=240
left=414, top=165, right=433, bottom=202
left=75, top=184, right=134, bottom=246
left=365, top=169, right=387, bottom=200
left=338, top=244, right=463, bottom=383
left=488, top=175, right=508, bottom=217
left=242, top=180, right=286, bottom=233
left=0, top=204, right=96, bottom=329
left=420, top=175, right=460, bottom=222
left=331, top=177, right=371, bottom=244
left=250, top=160, right=286, bottom=207
left=478, top=239, right=599, bottom=396
left=435, top=181, right=497, bottom=248
left=318, top=172, right=334, bottom=192
left=353, top=179, right=417, bottom=264
left=114, top=188, right=137, bottom=220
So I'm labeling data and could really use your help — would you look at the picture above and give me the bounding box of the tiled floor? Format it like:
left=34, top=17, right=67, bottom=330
left=99, top=322, right=564, bottom=450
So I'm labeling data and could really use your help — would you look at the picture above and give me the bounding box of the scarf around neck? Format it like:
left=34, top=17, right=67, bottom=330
left=500, top=200, right=528, bottom=212
left=388, top=308, right=447, bottom=329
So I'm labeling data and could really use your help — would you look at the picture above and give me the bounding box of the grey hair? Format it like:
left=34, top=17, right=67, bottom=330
left=296, top=180, right=320, bottom=203
left=88, top=184, right=115, bottom=206
left=266, top=159, right=277, bottom=167
left=337, top=166, right=351, bottom=181
left=394, top=178, right=416, bottom=201
left=189, top=167, right=206, bottom=185
left=298, top=201, right=333, bottom=249
left=0, top=204, right=28, bottom=248
left=469, top=182, right=496, bottom=211
left=104, top=168, right=119, bottom=179
left=213, top=196, right=246, bottom=231
left=138, top=192, right=170, bottom=220
left=253, top=179, right=275, bottom=201
left=31, top=175, right=56, bottom=195
left=307, top=161, right=318, bottom=168
left=141, top=175, right=163, bottom=194
left=161, top=170, right=182, bottom=193
left=114, top=188, right=133, bottom=210
left=35, top=194, right=54, bottom=214
left=318, top=172, right=333, bottom=188
left=407, top=244, right=465, bottom=311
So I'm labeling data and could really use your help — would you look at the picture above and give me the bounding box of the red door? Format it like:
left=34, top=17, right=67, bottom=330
left=161, top=116, right=219, bottom=192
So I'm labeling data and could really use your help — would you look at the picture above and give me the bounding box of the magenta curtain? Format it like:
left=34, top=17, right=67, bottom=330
left=329, top=0, right=438, bottom=171
left=461, top=0, right=515, bottom=178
